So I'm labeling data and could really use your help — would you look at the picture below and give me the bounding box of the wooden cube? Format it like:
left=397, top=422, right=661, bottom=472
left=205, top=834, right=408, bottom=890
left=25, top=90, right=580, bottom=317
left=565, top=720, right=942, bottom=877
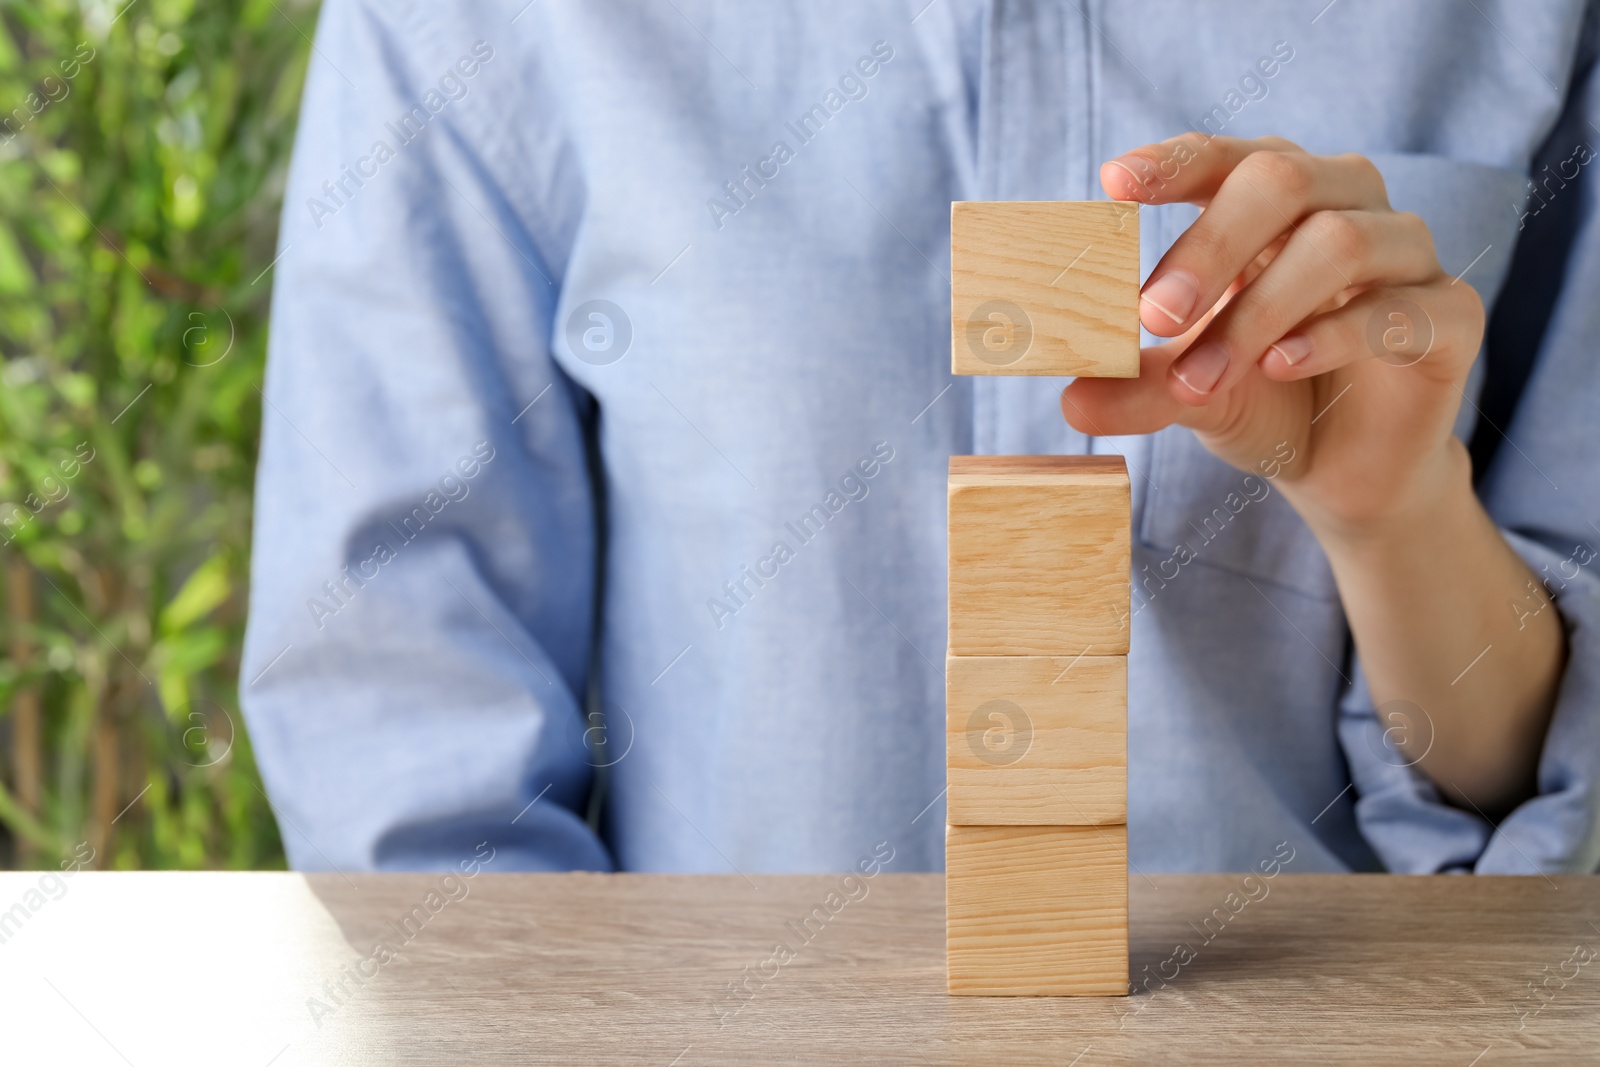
left=950, top=201, right=1139, bottom=378
left=946, top=823, right=1128, bottom=995
left=947, top=655, right=1125, bottom=826
left=947, top=456, right=1130, bottom=656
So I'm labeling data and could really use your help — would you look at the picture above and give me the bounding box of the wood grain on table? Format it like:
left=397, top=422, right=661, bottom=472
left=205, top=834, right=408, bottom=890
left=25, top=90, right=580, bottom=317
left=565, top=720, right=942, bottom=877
left=0, top=872, right=1596, bottom=1065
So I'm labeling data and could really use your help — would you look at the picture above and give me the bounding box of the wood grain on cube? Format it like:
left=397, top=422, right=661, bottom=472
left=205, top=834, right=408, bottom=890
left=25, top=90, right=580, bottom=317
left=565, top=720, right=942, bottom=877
left=946, top=823, right=1128, bottom=996
left=947, top=655, right=1125, bottom=826
left=948, top=455, right=1130, bottom=656
left=951, top=200, right=1139, bottom=378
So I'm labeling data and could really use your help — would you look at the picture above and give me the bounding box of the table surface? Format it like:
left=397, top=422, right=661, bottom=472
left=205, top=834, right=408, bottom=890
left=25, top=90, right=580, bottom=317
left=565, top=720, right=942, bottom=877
left=1, top=871, right=1597, bottom=1065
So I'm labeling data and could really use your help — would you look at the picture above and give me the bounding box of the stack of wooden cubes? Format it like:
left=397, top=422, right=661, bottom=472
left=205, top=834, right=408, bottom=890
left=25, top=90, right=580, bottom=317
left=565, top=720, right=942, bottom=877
left=945, top=201, right=1138, bottom=996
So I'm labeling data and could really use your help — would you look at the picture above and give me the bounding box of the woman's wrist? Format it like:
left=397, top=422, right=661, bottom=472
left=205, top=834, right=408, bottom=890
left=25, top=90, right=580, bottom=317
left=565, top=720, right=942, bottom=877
left=1282, top=435, right=1563, bottom=811
left=1285, top=438, right=1475, bottom=566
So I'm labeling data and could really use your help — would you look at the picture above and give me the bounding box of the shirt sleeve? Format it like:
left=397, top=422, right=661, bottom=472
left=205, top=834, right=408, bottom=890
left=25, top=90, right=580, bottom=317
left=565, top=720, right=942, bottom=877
left=1339, top=10, right=1600, bottom=875
left=239, top=0, right=611, bottom=872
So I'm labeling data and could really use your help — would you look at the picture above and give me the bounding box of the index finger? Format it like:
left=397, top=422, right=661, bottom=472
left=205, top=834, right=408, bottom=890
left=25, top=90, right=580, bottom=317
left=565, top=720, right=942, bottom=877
left=1103, top=135, right=1392, bottom=337
left=1101, top=134, right=1302, bottom=206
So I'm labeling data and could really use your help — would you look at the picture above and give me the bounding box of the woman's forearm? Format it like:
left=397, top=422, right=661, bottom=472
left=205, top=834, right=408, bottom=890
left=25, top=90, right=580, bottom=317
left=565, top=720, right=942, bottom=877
left=1305, top=439, right=1566, bottom=817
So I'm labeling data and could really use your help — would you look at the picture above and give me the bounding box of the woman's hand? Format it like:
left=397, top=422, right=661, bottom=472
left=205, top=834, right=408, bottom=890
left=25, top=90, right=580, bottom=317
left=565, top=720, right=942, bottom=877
left=1066, top=134, right=1565, bottom=818
left=1061, top=134, right=1481, bottom=537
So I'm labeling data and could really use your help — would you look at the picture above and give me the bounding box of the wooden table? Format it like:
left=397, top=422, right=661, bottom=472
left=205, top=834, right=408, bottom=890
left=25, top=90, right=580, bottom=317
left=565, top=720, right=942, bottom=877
left=1, top=872, right=1596, bottom=1064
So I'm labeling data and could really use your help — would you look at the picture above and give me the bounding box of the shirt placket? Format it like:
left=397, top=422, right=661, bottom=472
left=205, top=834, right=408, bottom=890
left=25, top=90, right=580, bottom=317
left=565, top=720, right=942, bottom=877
left=971, top=0, right=1096, bottom=458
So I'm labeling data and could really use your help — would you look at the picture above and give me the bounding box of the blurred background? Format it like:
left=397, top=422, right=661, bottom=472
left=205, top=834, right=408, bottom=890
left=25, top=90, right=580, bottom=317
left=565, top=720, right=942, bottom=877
left=0, top=0, right=316, bottom=870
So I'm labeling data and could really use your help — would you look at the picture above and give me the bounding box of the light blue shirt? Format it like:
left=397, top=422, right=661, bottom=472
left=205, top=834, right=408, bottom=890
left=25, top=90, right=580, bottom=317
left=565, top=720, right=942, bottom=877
left=243, top=0, right=1600, bottom=875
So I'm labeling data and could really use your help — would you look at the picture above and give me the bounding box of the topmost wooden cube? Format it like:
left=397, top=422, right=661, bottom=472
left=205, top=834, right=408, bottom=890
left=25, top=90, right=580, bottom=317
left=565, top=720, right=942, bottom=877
left=951, top=201, right=1139, bottom=378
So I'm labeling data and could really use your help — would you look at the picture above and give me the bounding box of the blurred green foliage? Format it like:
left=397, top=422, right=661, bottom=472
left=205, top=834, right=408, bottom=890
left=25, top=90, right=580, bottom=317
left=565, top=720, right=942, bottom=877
left=0, top=0, right=316, bottom=869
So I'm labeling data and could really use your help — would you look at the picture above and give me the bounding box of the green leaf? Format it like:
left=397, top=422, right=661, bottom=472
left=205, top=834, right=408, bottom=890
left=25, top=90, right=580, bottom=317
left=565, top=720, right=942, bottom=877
left=0, top=221, right=37, bottom=293
left=153, top=625, right=227, bottom=711
left=159, top=552, right=232, bottom=634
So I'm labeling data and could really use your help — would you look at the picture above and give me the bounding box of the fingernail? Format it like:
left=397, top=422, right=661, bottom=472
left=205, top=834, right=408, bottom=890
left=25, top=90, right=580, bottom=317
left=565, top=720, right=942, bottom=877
left=1172, top=341, right=1229, bottom=394
left=1141, top=270, right=1200, bottom=327
left=1268, top=335, right=1314, bottom=366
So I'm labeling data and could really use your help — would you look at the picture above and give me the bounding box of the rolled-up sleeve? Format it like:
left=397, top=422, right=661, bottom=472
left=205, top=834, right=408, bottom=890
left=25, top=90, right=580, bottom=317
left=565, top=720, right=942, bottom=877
left=1340, top=15, right=1600, bottom=874
left=240, top=0, right=610, bottom=872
